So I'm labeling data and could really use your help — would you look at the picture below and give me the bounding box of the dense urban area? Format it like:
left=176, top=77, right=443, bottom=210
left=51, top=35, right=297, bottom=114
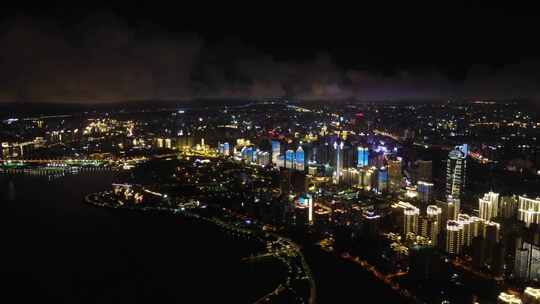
left=2, top=99, right=540, bottom=303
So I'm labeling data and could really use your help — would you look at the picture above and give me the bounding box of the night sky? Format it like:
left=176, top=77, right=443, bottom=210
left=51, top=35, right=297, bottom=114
left=1, top=6, right=539, bottom=103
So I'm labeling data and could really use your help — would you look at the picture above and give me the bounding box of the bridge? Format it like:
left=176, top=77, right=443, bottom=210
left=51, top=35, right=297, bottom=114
left=0, top=159, right=107, bottom=166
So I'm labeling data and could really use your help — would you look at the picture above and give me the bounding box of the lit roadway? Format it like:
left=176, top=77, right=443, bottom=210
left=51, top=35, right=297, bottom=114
left=85, top=191, right=316, bottom=304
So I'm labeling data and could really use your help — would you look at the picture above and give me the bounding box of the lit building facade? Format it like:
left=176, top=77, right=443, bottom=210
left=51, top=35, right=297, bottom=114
left=295, top=146, right=305, bottom=171
left=479, top=191, right=500, bottom=221
left=446, top=145, right=467, bottom=200
left=446, top=220, right=463, bottom=255
left=285, top=149, right=295, bottom=169
left=387, top=157, right=402, bottom=193
left=377, top=167, right=388, bottom=193
left=417, top=181, right=434, bottom=203
left=404, top=206, right=420, bottom=235
left=498, top=292, right=523, bottom=304
left=271, top=140, right=281, bottom=164
left=518, top=196, right=540, bottom=227
left=357, top=146, right=369, bottom=167
left=524, top=287, right=540, bottom=304
left=333, top=141, right=344, bottom=184
left=419, top=215, right=439, bottom=247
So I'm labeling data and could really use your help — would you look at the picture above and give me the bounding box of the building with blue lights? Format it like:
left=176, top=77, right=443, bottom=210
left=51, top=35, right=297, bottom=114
left=357, top=146, right=369, bottom=167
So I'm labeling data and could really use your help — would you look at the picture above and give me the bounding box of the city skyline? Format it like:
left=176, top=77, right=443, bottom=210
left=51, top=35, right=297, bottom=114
left=4, top=6, right=540, bottom=304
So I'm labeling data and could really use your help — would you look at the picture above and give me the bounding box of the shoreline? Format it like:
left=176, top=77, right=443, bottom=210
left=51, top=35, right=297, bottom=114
left=85, top=192, right=316, bottom=304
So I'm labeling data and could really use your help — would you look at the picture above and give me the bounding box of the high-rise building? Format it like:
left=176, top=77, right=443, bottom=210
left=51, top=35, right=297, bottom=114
left=479, top=191, right=500, bottom=221
left=524, top=287, right=540, bottom=304
left=285, top=149, right=295, bottom=169
left=271, top=140, right=281, bottom=164
left=419, top=215, right=439, bottom=246
left=446, top=220, right=463, bottom=255
left=485, top=221, right=500, bottom=243
left=437, top=199, right=455, bottom=226
left=514, top=241, right=540, bottom=282
left=427, top=205, right=442, bottom=221
left=497, top=292, right=523, bottom=304
left=377, top=167, right=388, bottom=193
left=295, top=146, right=305, bottom=171
left=357, top=146, right=369, bottom=167
left=458, top=213, right=473, bottom=247
left=415, top=160, right=433, bottom=182
left=518, top=196, right=540, bottom=227
left=333, top=141, right=344, bottom=184
left=500, top=195, right=518, bottom=219
left=387, top=156, right=403, bottom=193
left=341, top=168, right=360, bottom=187
left=241, top=146, right=255, bottom=163
left=470, top=216, right=486, bottom=240
left=447, top=195, right=461, bottom=220
left=446, top=145, right=467, bottom=200
left=427, top=205, right=442, bottom=235
left=515, top=246, right=531, bottom=281
left=257, top=151, right=270, bottom=166
left=342, top=143, right=355, bottom=169
left=359, top=166, right=375, bottom=191
left=164, top=138, right=172, bottom=149
left=417, top=181, right=434, bottom=203
left=404, top=206, right=420, bottom=235
left=295, top=194, right=314, bottom=224
left=218, top=142, right=231, bottom=156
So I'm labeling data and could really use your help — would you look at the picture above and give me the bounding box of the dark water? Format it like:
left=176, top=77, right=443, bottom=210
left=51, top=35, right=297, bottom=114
left=0, top=172, right=285, bottom=303
left=1, top=172, right=412, bottom=303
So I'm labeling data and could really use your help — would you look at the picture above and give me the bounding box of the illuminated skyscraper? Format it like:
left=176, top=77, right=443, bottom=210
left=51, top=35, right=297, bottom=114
left=479, top=191, right=500, bottom=221
left=524, top=287, right=540, bottom=304
left=377, top=167, right=388, bottom=193
left=357, top=146, right=369, bottom=167
left=417, top=181, right=434, bottom=203
left=419, top=214, right=439, bottom=246
left=285, top=149, right=295, bottom=169
left=427, top=204, right=442, bottom=220
left=387, top=156, right=402, bottom=192
left=218, top=142, right=231, bottom=156
left=242, top=146, right=254, bottom=163
left=457, top=213, right=472, bottom=247
left=404, top=206, right=420, bottom=235
left=447, top=195, right=460, bottom=220
left=271, top=140, right=281, bottom=164
left=518, top=196, right=540, bottom=227
left=295, top=146, right=305, bottom=171
left=359, top=166, right=375, bottom=191
left=484, top=221, right=500, bottom=243
left=341, top=168, right=360, bottom=187
left=497, top=292, right=523, bottom=304
left=446, top=220, right=463, bottom=255
left=333, top=141, right=344, bottom=184
left=257, top=151, right=270, bottom=166
left=446, top=145, right=467, bottom=200
left=295, top=194, right=314, bottom=224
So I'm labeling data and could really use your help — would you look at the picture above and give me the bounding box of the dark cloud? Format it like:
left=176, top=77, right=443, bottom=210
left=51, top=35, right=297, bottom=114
left=0, top=13, right=539, bottom=103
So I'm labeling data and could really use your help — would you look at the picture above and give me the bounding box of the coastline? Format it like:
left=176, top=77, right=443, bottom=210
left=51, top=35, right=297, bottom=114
left=85, top=192, right=316, bottom=304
